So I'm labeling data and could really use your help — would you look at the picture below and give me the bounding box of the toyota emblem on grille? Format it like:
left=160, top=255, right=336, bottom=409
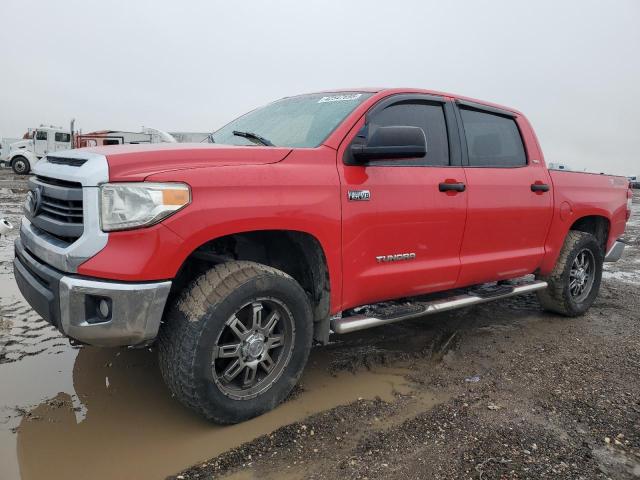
left=25, top=186, right=43, bottom=217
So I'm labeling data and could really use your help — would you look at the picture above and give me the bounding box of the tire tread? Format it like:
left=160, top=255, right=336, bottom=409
left=158, top=261, right=299, bottom=423
left=536, top=231, right=602, bottom=317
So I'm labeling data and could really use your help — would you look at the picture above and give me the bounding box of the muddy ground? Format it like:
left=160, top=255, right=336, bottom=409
left=0, top=169, right=638, bottom=480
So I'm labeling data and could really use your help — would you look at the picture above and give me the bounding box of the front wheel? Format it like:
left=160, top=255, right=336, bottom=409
left=11, top=156, right=30, bottom=175
left=536, top=231, right=603, bottom=316
left=158, top=261, right=313, bottom=424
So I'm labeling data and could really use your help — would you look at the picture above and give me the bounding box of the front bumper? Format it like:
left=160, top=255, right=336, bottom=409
left=14, top=239, right=171, bottom=347
left=604, top=239, right=626, bottom=262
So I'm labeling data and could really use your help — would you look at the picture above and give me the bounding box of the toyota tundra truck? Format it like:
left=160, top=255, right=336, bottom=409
left=13, top=88, right=632, bottom=423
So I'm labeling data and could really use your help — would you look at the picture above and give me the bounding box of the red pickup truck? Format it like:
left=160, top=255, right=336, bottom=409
left=14, top=88, right=631, bottom=423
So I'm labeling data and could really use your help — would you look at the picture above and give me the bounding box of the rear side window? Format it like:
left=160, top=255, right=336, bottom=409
left=55, top=132, right=71, bottom=142
left=366, top=101, right=449, bottom=166
left=460, top=108, right=526, bottom=167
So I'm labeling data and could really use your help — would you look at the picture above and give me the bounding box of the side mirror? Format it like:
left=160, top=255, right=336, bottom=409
left=351, top=125, right=427, bottom=161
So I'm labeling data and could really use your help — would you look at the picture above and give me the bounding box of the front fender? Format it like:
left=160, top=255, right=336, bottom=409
left=77, top=149, right=344, bottom=311
left=9, top=150, right=39, bottom=167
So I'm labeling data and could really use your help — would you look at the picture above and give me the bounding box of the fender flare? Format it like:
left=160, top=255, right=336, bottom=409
left=539, top=209, right=614, bottom=275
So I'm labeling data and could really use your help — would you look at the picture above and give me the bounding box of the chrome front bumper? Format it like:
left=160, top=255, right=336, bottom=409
left=604, top=240, right=626, bottom=262
left=58, top=276, right=171, bottom=347
left=14, top=239, right=171, bottom=347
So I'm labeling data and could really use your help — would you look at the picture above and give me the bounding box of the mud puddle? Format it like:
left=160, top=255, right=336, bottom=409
left=0, top=269, right=72, bottom=365
left=0, top=340, right=419, bottom=480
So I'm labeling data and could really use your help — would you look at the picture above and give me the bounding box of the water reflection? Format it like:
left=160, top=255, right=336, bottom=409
left=15, top=345, right=410, bottom=480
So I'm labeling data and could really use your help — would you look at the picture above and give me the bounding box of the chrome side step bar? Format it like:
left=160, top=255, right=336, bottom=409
left=332, top=280, right=548, bottom=335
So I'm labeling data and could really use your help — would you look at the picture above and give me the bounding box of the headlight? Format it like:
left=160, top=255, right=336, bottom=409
left=100, top=182, right=190, bottom=232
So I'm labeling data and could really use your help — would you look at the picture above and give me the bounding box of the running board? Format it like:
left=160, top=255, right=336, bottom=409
left=332, top=280, right=548, bottom=335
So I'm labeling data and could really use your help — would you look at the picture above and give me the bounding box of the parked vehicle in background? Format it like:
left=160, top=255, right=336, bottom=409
left=0, top=137, right=23, bottom=164
left=75, top=128, right=176, bottom=148
left=6, top=126, right=71, bottom=174
left=13, top=88, right=632, bottom=424
left=628, top=176, right=639, bottom=189
left=168, top=131, right=210, bottom=143
left=6, top=125, right=180, bottom=174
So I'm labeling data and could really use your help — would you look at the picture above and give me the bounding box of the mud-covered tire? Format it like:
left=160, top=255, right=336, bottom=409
left=536, top=231, right=603, bottom=316
left=158, top=261, right=313, bottom=424
left=11, top=156, right=29, bottom=175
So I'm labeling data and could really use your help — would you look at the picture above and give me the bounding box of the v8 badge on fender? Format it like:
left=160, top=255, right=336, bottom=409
left=348, top=190, right=370, bottom=201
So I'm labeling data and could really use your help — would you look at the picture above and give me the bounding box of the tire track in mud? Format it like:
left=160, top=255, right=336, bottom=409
left=0, top=301, right=68, bottom=364
left=0, top=172, right=70, bottom=365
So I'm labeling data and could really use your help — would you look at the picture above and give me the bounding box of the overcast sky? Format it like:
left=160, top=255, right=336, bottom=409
left=1, top=0, right=638, bottom=175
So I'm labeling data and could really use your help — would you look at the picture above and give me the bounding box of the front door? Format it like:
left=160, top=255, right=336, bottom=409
left=338, top=95, right=468, bottom=310
left=33, top=130, right=48, bottom=157
left=455, top=103, right=553, bottom=286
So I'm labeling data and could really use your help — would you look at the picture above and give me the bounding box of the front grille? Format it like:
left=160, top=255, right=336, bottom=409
left=46, top=156, right=87, bottom=167
left=36, top=175, right=81, bottom=188
left=27, top=176, right=84, bottom=245
left=40, top=195, right=83, bottom=222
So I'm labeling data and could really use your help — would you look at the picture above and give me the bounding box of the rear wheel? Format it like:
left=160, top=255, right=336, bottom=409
left=11, top=156, right=29, bottom=175
left=158, top=261, right=313, bottom=423
left=536, top=231, right=603, bottom=316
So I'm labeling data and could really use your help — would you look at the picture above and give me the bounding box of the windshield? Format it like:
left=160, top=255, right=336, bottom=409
left=210, top=92, right=373, bottom=148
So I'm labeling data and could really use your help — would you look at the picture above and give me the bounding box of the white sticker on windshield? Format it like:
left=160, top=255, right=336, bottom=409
left=317, top=93, right=362, bottom=103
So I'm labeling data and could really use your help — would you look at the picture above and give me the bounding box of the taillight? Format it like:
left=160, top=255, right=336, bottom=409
left=627, top=188, right=633, bottom=221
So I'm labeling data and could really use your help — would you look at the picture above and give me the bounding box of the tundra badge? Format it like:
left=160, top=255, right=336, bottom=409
left=376, top=253, right=416, bottom=263
left=348, top=190, right=371, bottom=201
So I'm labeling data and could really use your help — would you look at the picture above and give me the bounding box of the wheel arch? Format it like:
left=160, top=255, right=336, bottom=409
left=540, top=211, right=612, bottom=276
left=569, top=214, right=610, bottom=254
left=171, top=229, right=332, bottom=343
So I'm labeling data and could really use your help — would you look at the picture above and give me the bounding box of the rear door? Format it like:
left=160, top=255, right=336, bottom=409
left=454, top=101, right=553, bottom=286
left=338, top=94, right=468, bottom=309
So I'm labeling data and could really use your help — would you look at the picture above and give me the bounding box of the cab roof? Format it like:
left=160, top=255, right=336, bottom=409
left=307, top=87, right=522, bottom=116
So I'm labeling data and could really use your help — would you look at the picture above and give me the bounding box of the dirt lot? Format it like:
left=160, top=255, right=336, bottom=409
left=0, top=169, right=638, bottom=480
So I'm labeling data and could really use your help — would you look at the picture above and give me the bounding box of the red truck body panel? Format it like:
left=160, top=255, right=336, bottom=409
left=77, top=89, right=630, bottom=315
left=78, top=147, right=345, bottom=310
left=335, top=104, right=468, bottom=308
left=539, top=171, right=629, bottom=274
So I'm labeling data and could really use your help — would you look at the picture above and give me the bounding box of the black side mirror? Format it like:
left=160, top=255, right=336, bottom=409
left=351, top=125, right=427, bottom=161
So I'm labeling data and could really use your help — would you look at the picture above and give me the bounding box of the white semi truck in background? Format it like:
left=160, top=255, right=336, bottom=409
left=3, top=125, right=179, bottom=174
left=2, top=125, right=71, bottom=174
left=0, top=137, right=24, bottom=164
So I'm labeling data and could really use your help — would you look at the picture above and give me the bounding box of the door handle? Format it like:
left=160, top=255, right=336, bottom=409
left=531, top=183, right=550, bottom=192
left=439, top=182, right=466, bottom=193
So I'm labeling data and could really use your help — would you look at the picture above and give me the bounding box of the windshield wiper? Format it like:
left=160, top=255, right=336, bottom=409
left=232, top=130, right=274, bottom=146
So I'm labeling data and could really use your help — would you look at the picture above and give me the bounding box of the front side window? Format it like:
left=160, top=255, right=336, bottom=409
left=364, top=101, right=450, bottom=166
left=35, top=131, right=48, bottom=141
left=460, top=108, right=526, bottom=167
left=55, top=132, right=71, bottom=142
left=211, top=92, right=373, bottom=148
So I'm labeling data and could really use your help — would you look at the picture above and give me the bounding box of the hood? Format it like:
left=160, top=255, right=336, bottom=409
left=82, top=143, right=293, bottom=181
left=9, top=140, right=32, bottom=151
